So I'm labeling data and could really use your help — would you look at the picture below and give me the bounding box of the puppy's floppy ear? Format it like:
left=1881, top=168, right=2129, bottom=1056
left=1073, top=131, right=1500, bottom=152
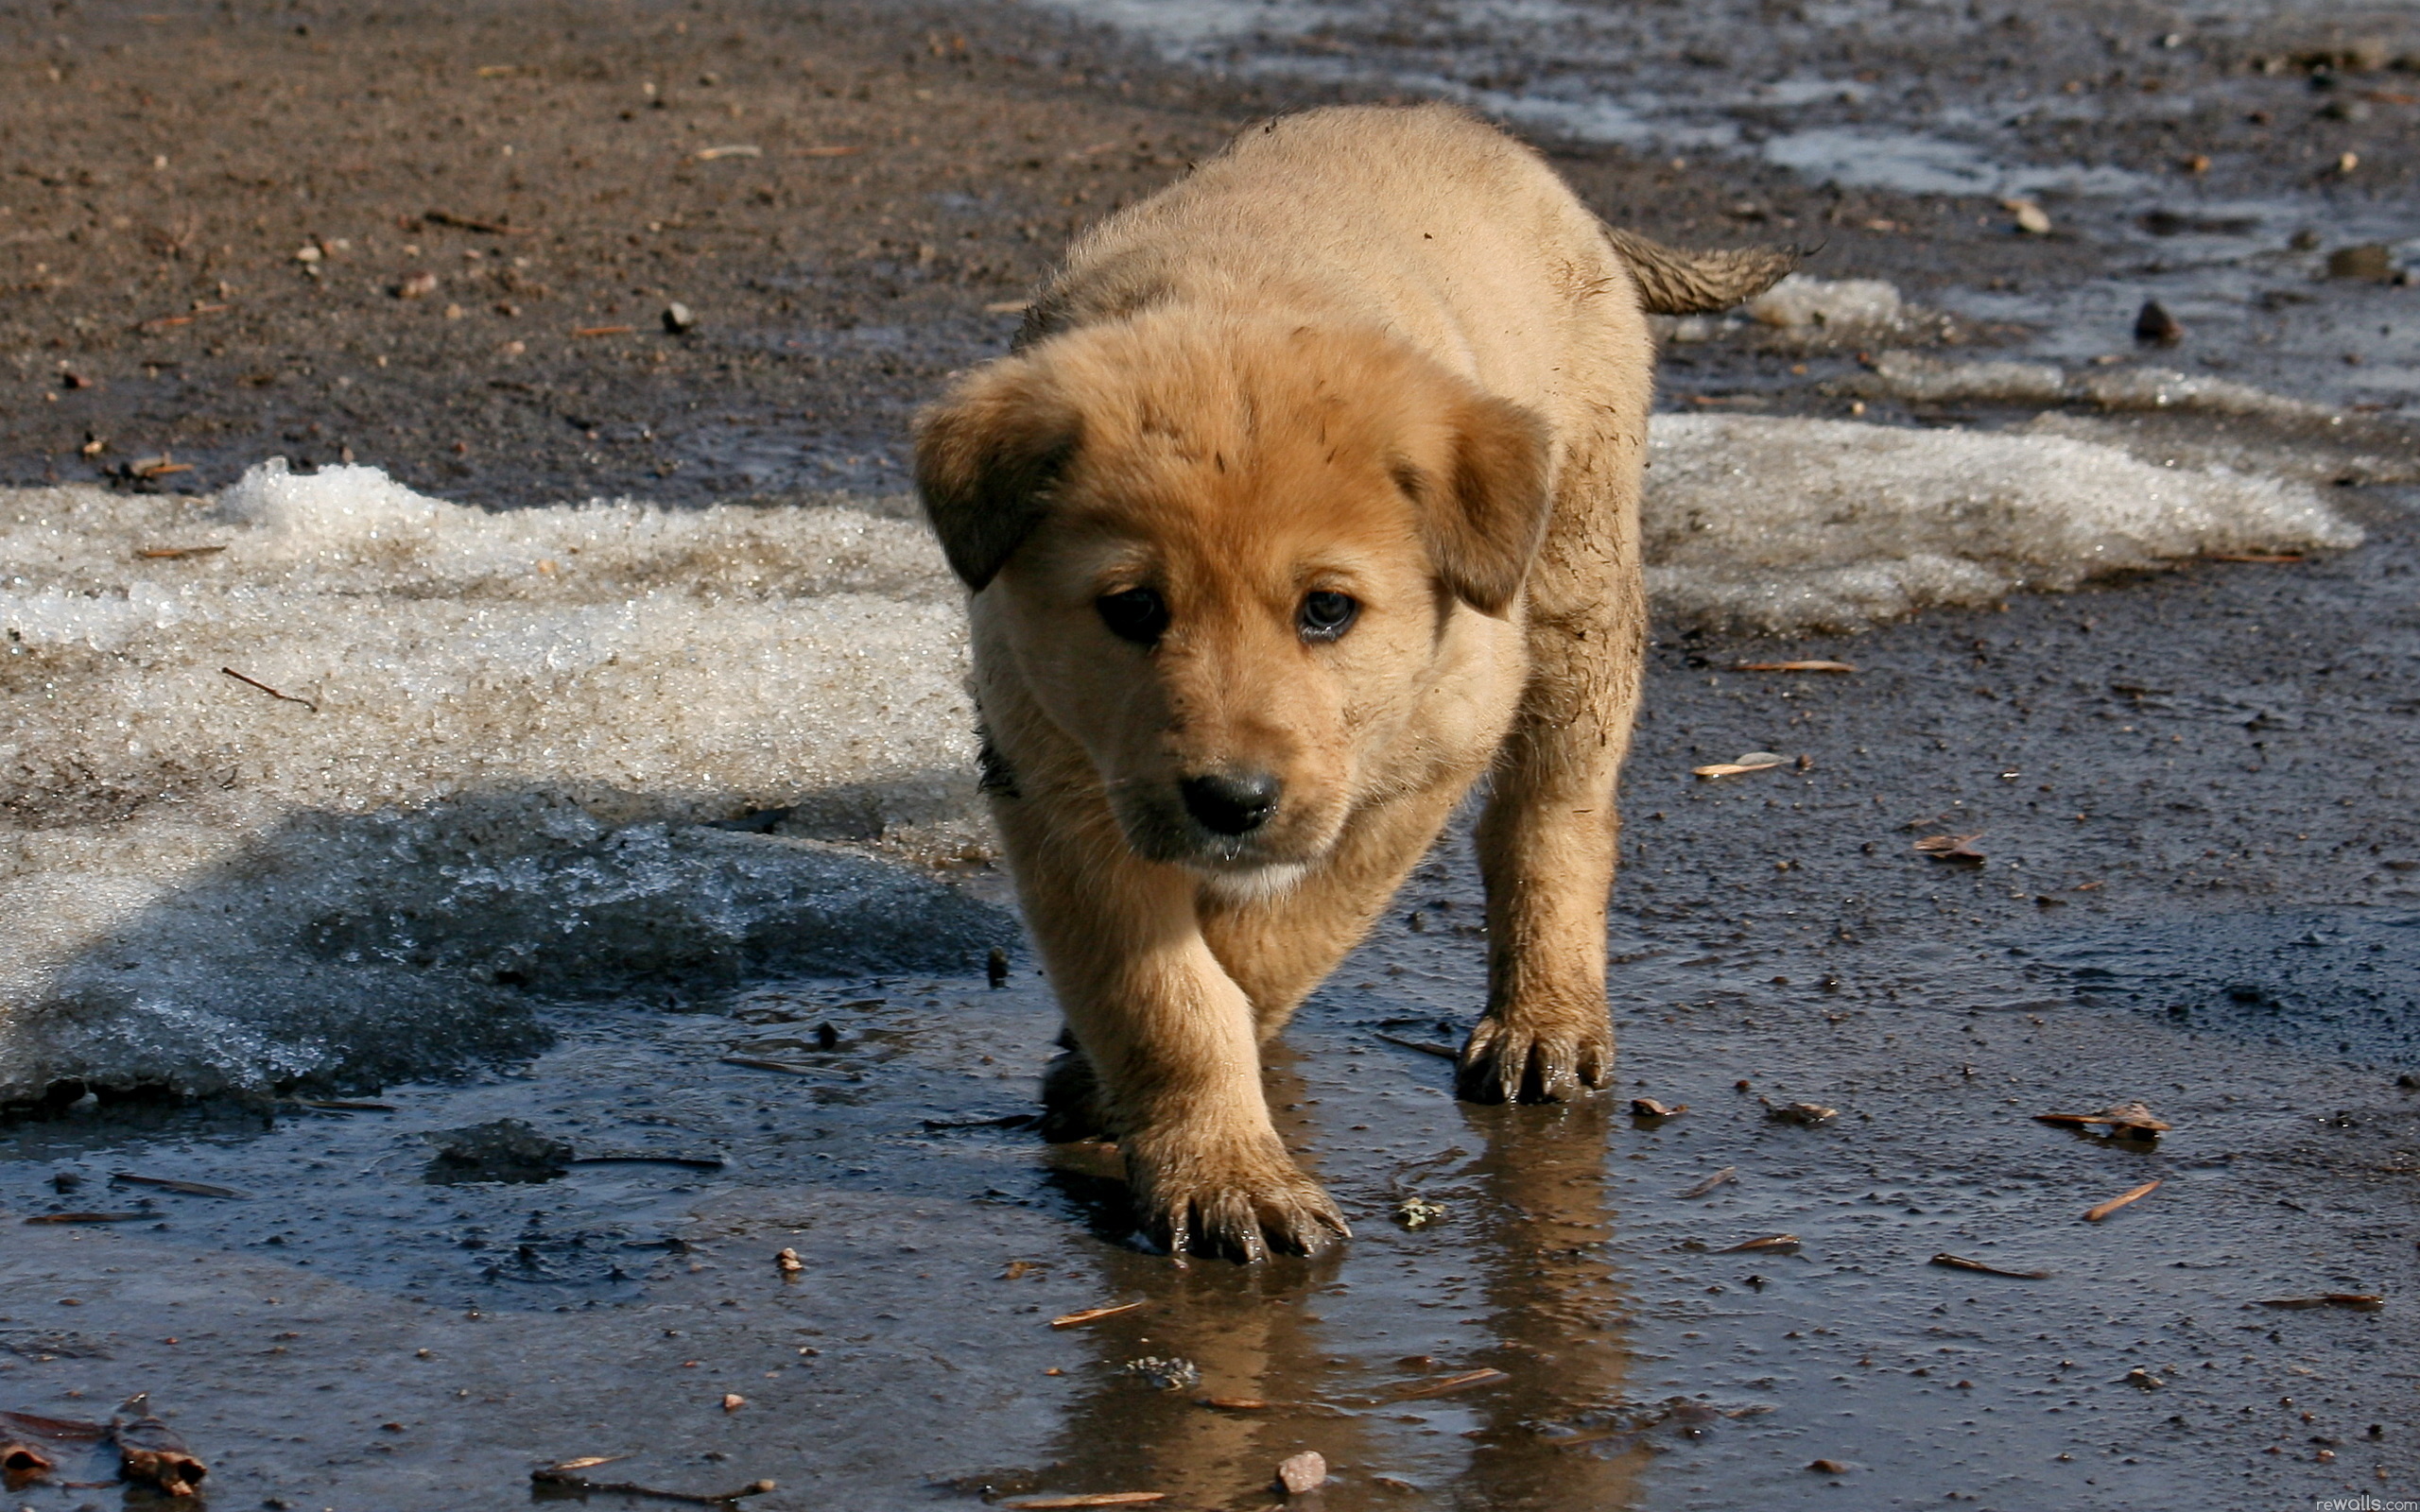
left=913, top=357, right=1082, bottom=592
left=1392, top=387, right=1552, bottom=617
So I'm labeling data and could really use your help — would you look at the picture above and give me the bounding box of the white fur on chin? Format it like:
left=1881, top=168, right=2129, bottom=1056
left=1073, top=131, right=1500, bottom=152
left=1193, top=861, right=1312, bottom=902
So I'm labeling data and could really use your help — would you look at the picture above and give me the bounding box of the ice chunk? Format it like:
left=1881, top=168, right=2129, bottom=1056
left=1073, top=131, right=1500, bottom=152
left=1858, top=352, right=2337, bottom=421
left=1745, top=274, right=1908, bottom=333
left=0, top=466, right=1006, bottom=1104
left=1642, top=414, right=2362, bottom=634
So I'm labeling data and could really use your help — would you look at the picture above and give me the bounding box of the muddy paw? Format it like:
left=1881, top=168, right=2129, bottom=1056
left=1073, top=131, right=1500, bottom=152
left=1456, top=1013, right=1613, bottom=1104
left=1036, top=1042, right=1110, bottom=1143
left=1126, top=1141, right=1350, bottom=1263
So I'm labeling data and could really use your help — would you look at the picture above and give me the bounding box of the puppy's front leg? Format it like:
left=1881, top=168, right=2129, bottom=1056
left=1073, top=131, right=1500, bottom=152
left=1461, top=572, right=1644, bottom=1104
left=998, top=796, right=1349, bottom=1261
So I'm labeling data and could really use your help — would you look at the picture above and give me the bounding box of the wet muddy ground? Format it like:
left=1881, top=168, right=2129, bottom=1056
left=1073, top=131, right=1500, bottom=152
left=5, top=1, right=2420, bottom=1509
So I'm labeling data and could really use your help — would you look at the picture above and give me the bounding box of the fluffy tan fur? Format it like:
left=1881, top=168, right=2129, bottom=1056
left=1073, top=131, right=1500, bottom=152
left=915, top=103, right=1788, bottom=1260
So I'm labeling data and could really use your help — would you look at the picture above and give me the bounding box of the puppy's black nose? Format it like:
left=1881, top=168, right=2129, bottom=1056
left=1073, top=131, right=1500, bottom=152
left=1180, top=771, right=1281, bottom=836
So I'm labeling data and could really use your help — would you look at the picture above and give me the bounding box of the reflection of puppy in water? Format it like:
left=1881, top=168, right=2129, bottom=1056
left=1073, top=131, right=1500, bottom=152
left=915, top=103, right=1791, bottom=1260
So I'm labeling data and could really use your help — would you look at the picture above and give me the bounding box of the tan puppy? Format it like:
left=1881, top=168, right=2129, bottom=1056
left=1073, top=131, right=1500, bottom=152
left=916, top=104, right=1789, bottom=1260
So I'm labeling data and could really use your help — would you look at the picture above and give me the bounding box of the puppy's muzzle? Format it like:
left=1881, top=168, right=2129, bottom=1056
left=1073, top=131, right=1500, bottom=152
left=1179, top=769, right=1281, bottom=837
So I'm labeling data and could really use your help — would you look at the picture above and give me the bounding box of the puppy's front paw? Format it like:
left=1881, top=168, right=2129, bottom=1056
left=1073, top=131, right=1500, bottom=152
left=1456, top=1011, right=1613, bottom=1104
left=1125, top=1136, right=1350, bottom=1263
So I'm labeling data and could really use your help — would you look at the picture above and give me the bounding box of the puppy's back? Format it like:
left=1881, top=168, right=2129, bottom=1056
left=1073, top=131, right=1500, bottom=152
left=1019, top=103, right=1629, bottom=385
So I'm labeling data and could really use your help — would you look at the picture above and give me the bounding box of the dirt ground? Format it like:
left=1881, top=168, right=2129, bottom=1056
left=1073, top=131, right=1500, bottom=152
left=3, top=2, right=2418, bottom=1510
left=0, top=0, right=2187, bottom=505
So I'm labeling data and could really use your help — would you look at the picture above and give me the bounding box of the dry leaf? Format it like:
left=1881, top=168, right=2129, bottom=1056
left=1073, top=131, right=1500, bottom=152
left=2033, top=1102, right=2171, bottom=1136
left=2083, top=1178, right=2161, bottom=1222
left=1678, top=1166, right=1737, bottom=1199
left=1912, top=833, right=1986, bottom=863
left=112, top=1396, right=204, bottom=1498
left=1929, top=1253, right=2051, bottom=1280
left=1390, top=1367, right=1509, bottom=1400
left=1694, top=760, right=1785, bottom=779
left=2258, top=1294, right=2383, bottom=1311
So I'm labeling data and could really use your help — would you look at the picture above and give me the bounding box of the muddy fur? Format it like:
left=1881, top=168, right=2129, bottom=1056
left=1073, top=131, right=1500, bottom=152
left=915, top=103, right=1789, bottom=1260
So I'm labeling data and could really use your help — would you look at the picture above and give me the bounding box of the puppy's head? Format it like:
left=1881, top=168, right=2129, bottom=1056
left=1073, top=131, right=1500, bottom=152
left=915, top=311, right=1548, bottom=885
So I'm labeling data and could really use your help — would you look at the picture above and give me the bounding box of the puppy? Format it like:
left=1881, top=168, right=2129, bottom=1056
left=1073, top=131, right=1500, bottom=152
left=916, top=103, right=1790, bottom=1260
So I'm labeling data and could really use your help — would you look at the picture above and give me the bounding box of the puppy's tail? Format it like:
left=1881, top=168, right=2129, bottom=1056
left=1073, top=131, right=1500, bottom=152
left=1599, top=224, right=1804, bottom=315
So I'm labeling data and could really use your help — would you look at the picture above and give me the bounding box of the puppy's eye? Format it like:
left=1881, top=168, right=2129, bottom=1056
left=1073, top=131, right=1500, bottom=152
left=1297, top=590, right=1358, bottom=643
left=1096, top=586, right=1169, bottom=645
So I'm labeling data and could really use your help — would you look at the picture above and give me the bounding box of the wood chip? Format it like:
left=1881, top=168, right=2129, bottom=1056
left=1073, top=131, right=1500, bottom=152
left=1929, top=1252, right=2051, bottom=1279
left=1693, top=761, right=1784, bottom=779
left=1715, top=1234, right=1801, bottom=1254
left=1912, top=833, right=1986, bottom=863
left=1737, top=660, right=1856, bottom=674
left=720, top=1393, right=745, bottom=1412
left=219, top=666, right=316, bottom=713
left=134, top=545, right=225, bottom=559
left=1197, top=1396, right=1270, bottom=1411
left=2204, top=552, right=2304, bottom=564
left=2083, top=1178, right=2161, bottom=1223
left=1389, top=1366, right=1509, bottom=1400
left=999, top=1496, right=1167, bottom=1509
left=694, top=145, right=762, bottom=161
left=1049, top=1301, right=1144, bottom=1329
left=2257, top=1294, right=2384, bottom=1311
left=2033, top=1101, right=2171, bottom=1135
left=1375, top=1032, right=1459, bottom=1059
left=112, top=1174, right=248, bottom=1199
left=720, top=1056, right=817, bottom=1075
left=1678, top=1166, right=1737, bottom=1199
left=424, top=210, right=537, bottom=236
left=796, top=146, right=861, bottom=158
left=573, top=324, right=636, bottom=338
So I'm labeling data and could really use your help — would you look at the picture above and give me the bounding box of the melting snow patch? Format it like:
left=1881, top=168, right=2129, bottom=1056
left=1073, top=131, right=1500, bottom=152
left=1, top=462, right=1007, bottom=1103
left=1644, top=415, right=2362, bottom=634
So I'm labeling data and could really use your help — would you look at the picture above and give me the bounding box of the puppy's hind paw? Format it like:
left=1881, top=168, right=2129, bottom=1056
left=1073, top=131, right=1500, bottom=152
left=1037, top=1045, right=1111, bottom=1143
left=1456, top=1014, right=1614, bottom=1105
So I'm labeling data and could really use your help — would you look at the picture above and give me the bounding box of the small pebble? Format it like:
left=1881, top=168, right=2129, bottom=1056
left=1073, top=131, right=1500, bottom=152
left=663, top=301, right=699, bottom=334
left=1276, top=1451, right=1327, bottom=1495
left=2002, top=198, right=2051, bottom=234
left=2134, top=300, right=2183, bottom=345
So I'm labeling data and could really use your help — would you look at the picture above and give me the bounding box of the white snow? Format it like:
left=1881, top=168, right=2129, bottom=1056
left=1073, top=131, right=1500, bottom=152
left=1644, top=414, right=2361, bottom=633
left=0, top=426, right=2361, bottom=1099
